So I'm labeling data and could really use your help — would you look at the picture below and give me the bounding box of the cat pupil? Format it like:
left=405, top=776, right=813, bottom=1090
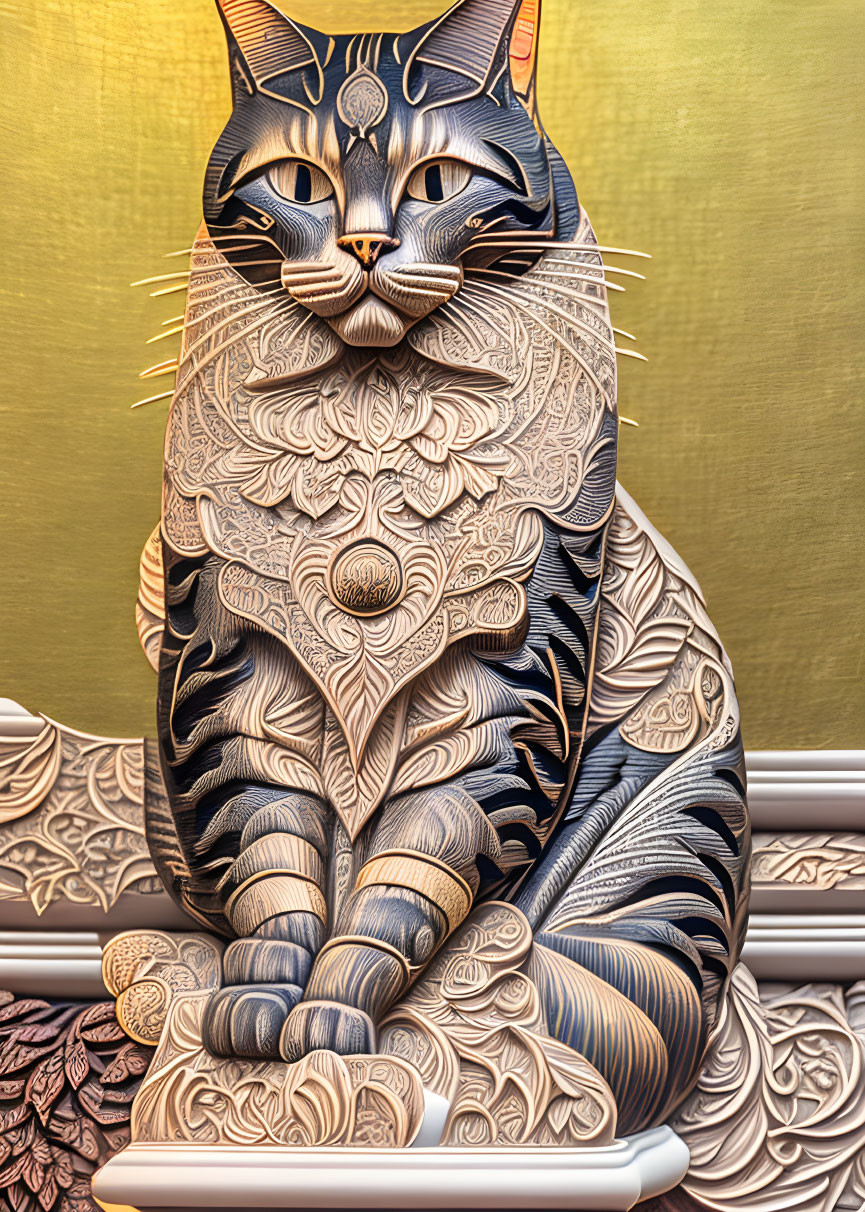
left=295, top=163, right=312, bottom=204
left=425, top=164, right=444, bottom=203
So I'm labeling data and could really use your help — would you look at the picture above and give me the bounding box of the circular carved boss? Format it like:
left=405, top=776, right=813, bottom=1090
left=329, top=540, right=404, bottom=615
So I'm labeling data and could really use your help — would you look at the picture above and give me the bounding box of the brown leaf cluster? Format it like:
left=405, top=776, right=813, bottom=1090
left=0, top=991, right=152, bottom=1212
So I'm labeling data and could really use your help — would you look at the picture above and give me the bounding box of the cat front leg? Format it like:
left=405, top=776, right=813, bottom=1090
left=279, top=785, right=501, bottom=1061
left=201, top=788, right=331, bottom=1058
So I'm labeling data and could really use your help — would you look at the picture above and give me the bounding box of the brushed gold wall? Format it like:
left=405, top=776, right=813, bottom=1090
left=1, top=0, right=862, bottom=748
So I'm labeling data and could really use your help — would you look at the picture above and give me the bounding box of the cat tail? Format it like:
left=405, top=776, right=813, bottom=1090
left=515, top=486, right=750, bottom=1133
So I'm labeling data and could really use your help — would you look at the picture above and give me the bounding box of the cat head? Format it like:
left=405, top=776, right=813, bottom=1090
left=203, top=0, right=579, bottom=348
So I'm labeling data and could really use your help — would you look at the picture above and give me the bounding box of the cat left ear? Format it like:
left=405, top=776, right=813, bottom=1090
left=402, top=0, right=542, bottom=115
left=508, top=0, right=542, bottom=115
left=214, top=0, right=329, bottom=104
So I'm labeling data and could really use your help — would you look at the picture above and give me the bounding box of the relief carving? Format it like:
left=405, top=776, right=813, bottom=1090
left=752, top=833, right=865, bottom=892
left=0, top=705, right=159, bottom=916
left=0, top=991, right=152, bottom=1212
left=647, top=967, right=865, bottom=1212
left=0, top=0, right=774, bottom=1194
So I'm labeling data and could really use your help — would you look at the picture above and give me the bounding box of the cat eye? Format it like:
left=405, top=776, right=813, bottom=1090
left=406, top=159, right=472, bottom=204
left=267, top=159, right=334, bottom=205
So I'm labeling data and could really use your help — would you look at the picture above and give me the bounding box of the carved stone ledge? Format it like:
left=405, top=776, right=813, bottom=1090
left=93, top=921, right=689, bottom=1209
left=0, top=699, right=186, bottom=931
left=0, top=931, right=105, bottom=997
left=743, top=914, right=865, bottom=980
left=92, top=1127, right=690, bottom=1211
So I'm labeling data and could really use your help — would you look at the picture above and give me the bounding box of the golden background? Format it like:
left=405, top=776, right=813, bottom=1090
left=1, top=0, right=863, bottom=749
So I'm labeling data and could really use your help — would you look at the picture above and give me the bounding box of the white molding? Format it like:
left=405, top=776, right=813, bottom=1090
left=0, top=931, right=105, bottom=997
left=746, top=751, right=865, bottom=771
left=745, top=750, right=865, bottom=829
left=743, top=914, right=865, bottom=980
left=2, top=916, right=864, bottom=999
left=91, top=1127, right=690, bottom=1211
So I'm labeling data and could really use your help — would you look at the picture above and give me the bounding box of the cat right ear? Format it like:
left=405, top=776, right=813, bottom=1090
left=214, top=0, right=329, bottom=106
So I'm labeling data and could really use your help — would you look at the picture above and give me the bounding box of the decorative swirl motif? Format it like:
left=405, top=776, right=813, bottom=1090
left=330, top=540, right=404, bottom=614
left=660, top=967, right=865, bottom=1212
left=103, top=930, right=224, bottom=1046
left=0, top=706, right=159, bottom=914
left=135, top=524, right=165, bottom=672
left=379, top=903, right=617, bottom=1147
left=752, top=833, right=865, bottom=892
left=587, top=485, right=730, bottom=754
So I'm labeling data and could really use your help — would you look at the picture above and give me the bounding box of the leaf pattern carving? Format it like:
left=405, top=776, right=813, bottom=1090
left=0, top=991, right=152, bottom=1212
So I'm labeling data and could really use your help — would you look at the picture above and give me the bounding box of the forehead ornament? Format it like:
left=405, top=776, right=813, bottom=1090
left=337, top=65, right=389, bottom=148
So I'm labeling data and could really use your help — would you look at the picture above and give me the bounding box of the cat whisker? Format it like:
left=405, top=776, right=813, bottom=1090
left=139, top=359, right=178, bottom=380
left=131, top=271, right=191, bottom=287
left=463, top=275, right=615, bottom=352
left=150, top=283, right=190, bottom=297
left=161, top=260, right=284, bottom=295
left=186, top=276, right=282, bottom=305
left=467, top=238, right=651, bottom=260
left=470, top=274, right=645, bottom=362
left=184, top=295, right=300, bottom=366
left=544, top=257, right=646, bottom=280
left=164, top=243, right=267, bottom=258
left=144, top=280, right=285, bottom=344
left=183, top=285, right=286, bottom=332
left=182, top=295, right=297, bottom=365
left=162, top=315, right=185, bottom=326
left=619, top=416, right=640, bottom=427
left=461, top=280, right=611, bottom=401
left=437, top=298, right=484, bottom=348
left=440, top=293, right=508, bottom=346
left=130, top=389, right=174, bottom=410
left=197, top=231, right=288, bottom=257
left=186, top=300, right=303, bottom=384
left=443, top=293, right=513, bottom=346
left=613, top=326, right=637, bottom=341
left=147, top=325, right=185, bottom=344
left=534, top=268, right=625, bottom=292
left=467, top=265, right=622, bottom=300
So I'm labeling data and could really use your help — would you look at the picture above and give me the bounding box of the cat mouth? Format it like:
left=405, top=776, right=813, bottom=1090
left=326, top=295, right=411, bottom=348
left=280, top=260, right=462, bottom=350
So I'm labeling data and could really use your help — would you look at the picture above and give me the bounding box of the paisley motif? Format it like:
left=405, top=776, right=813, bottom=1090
left=162, top=213, right=615, bottom=772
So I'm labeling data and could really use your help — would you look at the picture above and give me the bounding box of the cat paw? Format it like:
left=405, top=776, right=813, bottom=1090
left=202, top=983, right=303, bottom=1058
left=279, top=1000, right=376, bottom=1061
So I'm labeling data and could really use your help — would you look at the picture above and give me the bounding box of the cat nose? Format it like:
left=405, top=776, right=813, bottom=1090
left=337, top=233, right=400, bottom=269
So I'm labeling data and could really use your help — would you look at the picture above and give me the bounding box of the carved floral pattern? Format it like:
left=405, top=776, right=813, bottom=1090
left=587, top=486, right=731, bottom=755
left=650, top=967, right=865, bottom=1212
left=0, top=710, right=159, bottom=915
left=129, top=993, right=425, bottom=1149
left=752, top=833, right=865, bottom=892
left=162, top=210, right=615, bottom=805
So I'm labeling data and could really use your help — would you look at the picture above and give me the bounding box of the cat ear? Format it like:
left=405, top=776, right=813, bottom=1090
left=402, top=0, right=543, bottom=115
left=214, top=0, right=328, bottom=104
left=508, top=0, right=542, bottom=114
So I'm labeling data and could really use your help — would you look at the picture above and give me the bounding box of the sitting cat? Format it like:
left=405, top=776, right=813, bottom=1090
left=147, top=0, right=749, bottom=1131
